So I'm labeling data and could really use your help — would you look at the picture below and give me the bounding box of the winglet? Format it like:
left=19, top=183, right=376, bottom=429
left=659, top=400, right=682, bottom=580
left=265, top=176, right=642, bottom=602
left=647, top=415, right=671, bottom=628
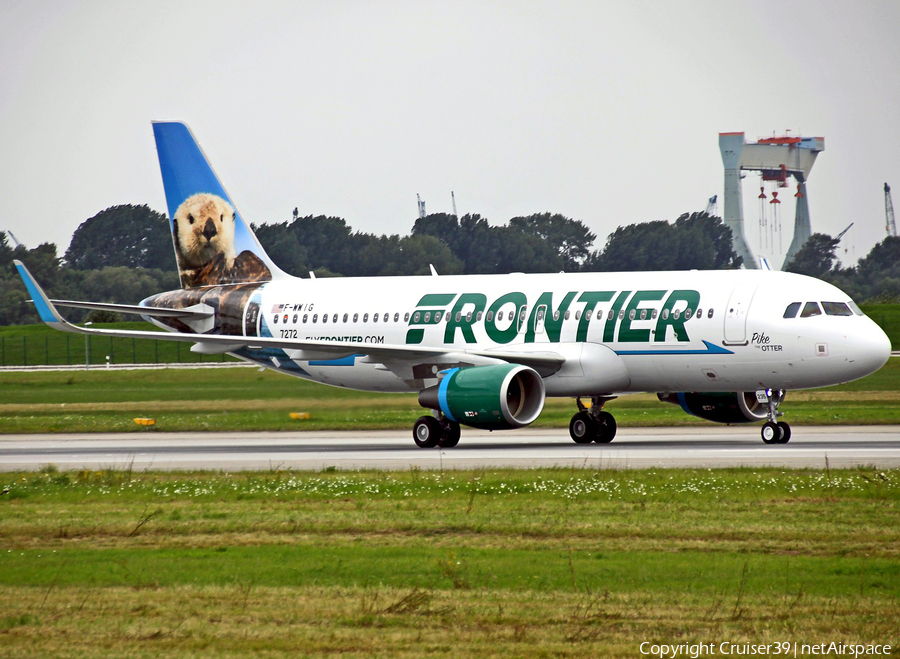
left=14, top=260, right=75, bottom=331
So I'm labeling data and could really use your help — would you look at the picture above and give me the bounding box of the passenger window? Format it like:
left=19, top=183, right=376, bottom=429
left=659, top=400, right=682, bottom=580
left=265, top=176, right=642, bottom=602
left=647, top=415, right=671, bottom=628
left=363, top=313, right=369, bottom=322
left=685, top=308, right=692, bottom=320
left=628, top=309, right=636, bottom=320
left=466, top=312, right=472, bottom=322
left=662, top=309, right=669, bottom=320
left=652, top=309, right=658, bottom=319
left=456, top=312, right=462, bottom=322
left=353, top=313, right=358, bottom=322
left=332, top=314, right=338, bottom=323
left=553, top=310, right=560, bottom=321
left=800, top=302, right=822, bottom=318
left=303, top=314, right=308, bottom=323
left=322, top=314, right=328, bottom=324
left=607, top=309, right=614, bottom=321
left=423, top=312, right=429, bottom=323
left=293, top=314, right=298, bottom=323
left=618, top=309, right=625, bottom=320
left=477, top=311, right=483, bottom=321
left=822, top=301, right=853, bottom=316
left=404, top=312, right=410, bottom=322
left=486, top=311, right=494, bottom=322
left=564, top=310, right=570, bottom=320
left=394, top=312, right=400, bottom=322
left=695, top=308, right=701, bottom=319
left=783, top=302, right=801, bottom=319
left=435, top=311, right=442, bottom=322
left=708, top=309, right=714, bottom=319
left=273, top=315, right=279, bottom=324
left=575, top=310, right=581, bottom=320
left=639, top=309, right=646, bottom=321
left=343, top=313, right=348, bottom=323
left=312, top=314, right=318, bottom=323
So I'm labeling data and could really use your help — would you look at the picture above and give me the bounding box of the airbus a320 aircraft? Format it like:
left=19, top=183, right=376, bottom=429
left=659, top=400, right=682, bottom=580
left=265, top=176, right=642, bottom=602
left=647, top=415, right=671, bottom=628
left=15, top=123, right=891, bottom=447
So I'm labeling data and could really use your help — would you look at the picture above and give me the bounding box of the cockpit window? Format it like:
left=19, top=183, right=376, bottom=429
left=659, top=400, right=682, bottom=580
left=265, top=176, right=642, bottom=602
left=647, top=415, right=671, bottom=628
left=822, top=301, right=853, bottom=316
left=783, top=302, right=801, bottom=319
left=800, top=302, right=822, bottom=318
left=848, top=300, right=864, bottom=316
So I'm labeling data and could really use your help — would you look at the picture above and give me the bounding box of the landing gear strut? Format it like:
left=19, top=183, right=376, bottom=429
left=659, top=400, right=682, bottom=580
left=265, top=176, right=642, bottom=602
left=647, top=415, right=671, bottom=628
left=413, top=414, right=461, bottom=448
left=569, top=396, right=617, bottom=444
left=760, top=389, right=790, bottom=444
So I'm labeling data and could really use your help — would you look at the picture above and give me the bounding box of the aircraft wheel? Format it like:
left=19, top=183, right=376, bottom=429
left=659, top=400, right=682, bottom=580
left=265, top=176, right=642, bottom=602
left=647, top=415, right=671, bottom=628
left=439, top=422, right=461, bottom=448
left=761, top=421, right=780, bottom=444
left=595, top=411, right=617, bottom=443
left=413, top=416, right=442, bottom=448
left=776, top=422, right=792, bottom=444
left=569, top=412, right=596, bottom=444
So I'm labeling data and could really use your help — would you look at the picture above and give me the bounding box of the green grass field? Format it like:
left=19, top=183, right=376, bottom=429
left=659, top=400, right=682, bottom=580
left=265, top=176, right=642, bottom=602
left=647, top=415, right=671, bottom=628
left=0, top=357, right=898, bottom=434
left=0, top=467, right=897, bottom=657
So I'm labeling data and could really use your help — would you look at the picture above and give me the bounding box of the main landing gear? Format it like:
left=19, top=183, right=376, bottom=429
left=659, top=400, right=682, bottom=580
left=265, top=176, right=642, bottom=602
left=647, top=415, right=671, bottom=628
left=569, top=396, right=617, bottom=444
left=760, top=389, right=791, bottom=444
left=413, top=414, right=461, bottom=449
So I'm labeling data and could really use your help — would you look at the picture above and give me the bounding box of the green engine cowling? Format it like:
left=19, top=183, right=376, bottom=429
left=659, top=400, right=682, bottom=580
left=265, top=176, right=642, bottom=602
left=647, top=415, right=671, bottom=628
left=657, top=391, right=769, bottom=424
left=418, top=364, right=545, bottom=430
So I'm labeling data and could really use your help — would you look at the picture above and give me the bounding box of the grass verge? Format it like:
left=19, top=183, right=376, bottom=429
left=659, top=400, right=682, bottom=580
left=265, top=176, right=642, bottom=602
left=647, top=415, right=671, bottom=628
left=0, top=467, right=898, bottom=657
left=0, top=358, right=898, bottom=433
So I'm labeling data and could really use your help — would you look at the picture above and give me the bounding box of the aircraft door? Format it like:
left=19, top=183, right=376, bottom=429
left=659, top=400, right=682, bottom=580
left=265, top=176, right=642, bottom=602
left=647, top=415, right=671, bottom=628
left=723, top=284, right=757, bottom=345
left=244, top=296, right=261, bottom=337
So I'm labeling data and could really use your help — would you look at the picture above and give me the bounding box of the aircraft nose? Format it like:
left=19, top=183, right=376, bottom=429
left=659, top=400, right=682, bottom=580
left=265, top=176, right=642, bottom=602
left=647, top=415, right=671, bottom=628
left=852, top=319, right=892, bottom=376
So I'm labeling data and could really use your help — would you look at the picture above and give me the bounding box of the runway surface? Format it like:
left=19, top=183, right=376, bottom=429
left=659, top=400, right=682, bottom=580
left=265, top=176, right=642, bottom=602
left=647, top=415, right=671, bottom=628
left=2, top=426, right=900, bottom=471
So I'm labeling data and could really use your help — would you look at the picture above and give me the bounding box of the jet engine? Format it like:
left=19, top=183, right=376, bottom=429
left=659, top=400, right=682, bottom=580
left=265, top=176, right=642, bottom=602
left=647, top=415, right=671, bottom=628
left=418, top=364, right=545, bottom=430
left=657, top=391, right=769, bottom=424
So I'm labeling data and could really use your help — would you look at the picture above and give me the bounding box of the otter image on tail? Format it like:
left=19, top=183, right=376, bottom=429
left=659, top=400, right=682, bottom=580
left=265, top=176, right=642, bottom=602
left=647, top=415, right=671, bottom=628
left=172, top=192, right=271, bottom=288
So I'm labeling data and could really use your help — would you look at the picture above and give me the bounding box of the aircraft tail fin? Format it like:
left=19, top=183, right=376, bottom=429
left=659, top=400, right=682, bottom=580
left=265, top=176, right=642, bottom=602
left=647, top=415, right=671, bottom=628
left=152, top=122, right=287, bottom=288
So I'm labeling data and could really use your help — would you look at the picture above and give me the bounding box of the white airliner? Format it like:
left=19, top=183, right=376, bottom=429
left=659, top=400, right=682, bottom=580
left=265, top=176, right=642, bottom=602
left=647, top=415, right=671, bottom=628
left=15, top=122, right=891, bottom=447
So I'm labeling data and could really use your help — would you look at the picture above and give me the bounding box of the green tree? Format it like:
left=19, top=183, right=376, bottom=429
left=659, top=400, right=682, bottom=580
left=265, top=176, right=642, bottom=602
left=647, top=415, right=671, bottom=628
left=253, top=221, right=308, bottom=276
left=855, top=236, right=900, bottom=301
left=64, top=204, right=173, bottom=270
left=586, top=213, right=740, bottom=272
left=671, top=212, right=742, bottom=270
left=783, top=233, right=841, bottom=279
left=586, top=220, right=676, bottom=271
left=508, top=213, right=596, bottom=271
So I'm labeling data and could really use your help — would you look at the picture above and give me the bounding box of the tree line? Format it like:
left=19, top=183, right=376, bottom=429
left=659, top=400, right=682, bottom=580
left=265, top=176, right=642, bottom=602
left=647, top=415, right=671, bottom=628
left=1, top=201, right=897, bottom=325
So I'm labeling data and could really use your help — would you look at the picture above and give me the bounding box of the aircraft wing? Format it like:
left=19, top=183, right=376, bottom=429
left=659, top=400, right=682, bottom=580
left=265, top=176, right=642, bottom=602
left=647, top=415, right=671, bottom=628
left=14, top=261, right=565, bottom=371
left=45, top=299, right=215, bottom=319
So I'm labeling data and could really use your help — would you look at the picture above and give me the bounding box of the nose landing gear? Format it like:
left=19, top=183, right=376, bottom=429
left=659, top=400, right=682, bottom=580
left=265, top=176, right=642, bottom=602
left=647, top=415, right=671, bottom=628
left=569, top=396, right=617, bottom=444
left=760, top=389, right=790, bottom=444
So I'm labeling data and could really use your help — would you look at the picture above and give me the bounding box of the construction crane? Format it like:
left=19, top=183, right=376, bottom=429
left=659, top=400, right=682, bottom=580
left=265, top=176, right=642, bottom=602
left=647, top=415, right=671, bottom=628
left=417, top=194, right=426, bottom=219
left=704, top=195, right=718, bottom=216
left=886, top=183, right=896, bottom=237
left=835, top=223, right=854, bottom=242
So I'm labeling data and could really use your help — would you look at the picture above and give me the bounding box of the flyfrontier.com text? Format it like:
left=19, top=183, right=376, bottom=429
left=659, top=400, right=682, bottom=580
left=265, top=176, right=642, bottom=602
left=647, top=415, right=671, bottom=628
left=639, top=641, right=892, bottom=658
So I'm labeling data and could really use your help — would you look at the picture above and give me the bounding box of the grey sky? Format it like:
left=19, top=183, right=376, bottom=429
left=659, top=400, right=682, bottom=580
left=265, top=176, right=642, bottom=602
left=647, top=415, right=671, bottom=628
left=2, top=0, right=898, bottom=270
